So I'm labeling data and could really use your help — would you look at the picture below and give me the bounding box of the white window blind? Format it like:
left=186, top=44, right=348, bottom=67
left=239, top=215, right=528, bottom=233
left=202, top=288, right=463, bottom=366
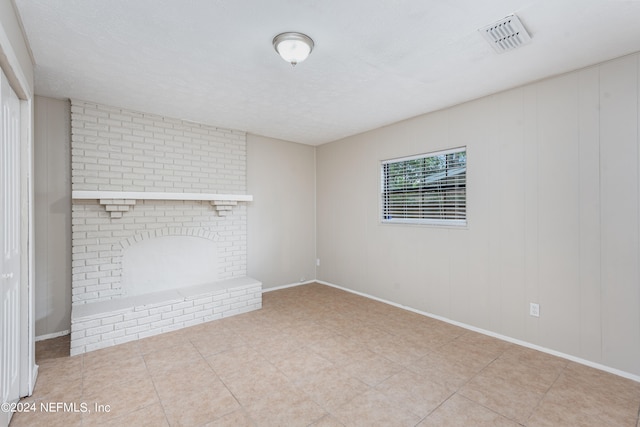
left=381, top=147, right=467, bottom=226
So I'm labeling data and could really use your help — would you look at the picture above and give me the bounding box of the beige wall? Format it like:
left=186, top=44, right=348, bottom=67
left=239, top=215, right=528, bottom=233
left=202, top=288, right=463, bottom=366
left=316, top=53, right=640, bottom=377
left=34, top=96, right=71, bottom=337
left=247, top=134, right=316, bottom=289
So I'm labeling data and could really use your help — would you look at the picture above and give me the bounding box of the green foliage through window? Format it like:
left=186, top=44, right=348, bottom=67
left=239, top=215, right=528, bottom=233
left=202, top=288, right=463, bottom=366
left=381, top=148, right=466, bottom=225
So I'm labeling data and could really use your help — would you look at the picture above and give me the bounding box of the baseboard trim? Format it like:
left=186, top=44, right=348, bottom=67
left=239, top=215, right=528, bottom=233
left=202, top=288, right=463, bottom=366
left=262, top=280, right=315, bottom=293
left=315, top=280, right=640, bottom=383
left=35, top=330, right=70, bottom=342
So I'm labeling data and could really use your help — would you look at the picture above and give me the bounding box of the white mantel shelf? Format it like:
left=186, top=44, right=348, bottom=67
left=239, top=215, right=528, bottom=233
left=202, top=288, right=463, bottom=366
left=72, top=191, right=253, bottom=218
left=72, top=191, right=253, bottom=202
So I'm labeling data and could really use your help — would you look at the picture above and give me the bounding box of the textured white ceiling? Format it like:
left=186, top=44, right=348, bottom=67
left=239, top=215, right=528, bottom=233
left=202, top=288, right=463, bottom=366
left=14, top=0, right=640, bottom=145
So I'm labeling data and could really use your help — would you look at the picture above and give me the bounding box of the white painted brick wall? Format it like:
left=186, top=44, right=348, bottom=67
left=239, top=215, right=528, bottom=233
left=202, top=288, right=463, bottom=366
left=70, top=100, right=248, bottom=304
left=71, top=100, right=245, bottom=194
left=70, top=281, right=262, bottom=355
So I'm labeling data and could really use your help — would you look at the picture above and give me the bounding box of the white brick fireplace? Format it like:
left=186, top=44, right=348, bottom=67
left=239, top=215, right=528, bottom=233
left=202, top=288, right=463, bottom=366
left=69, top=101, right=260, bottom=355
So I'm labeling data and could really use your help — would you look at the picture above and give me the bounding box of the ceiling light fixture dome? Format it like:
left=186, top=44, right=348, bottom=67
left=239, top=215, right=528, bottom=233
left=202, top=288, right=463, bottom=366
left=272, top=32, right=314, bottom=67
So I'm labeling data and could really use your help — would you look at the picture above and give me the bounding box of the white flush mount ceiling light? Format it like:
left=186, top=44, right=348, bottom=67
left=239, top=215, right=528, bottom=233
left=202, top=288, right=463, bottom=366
left=273, top=32, right=314, bottom=66
left=479, top=14, right=532, bottom=53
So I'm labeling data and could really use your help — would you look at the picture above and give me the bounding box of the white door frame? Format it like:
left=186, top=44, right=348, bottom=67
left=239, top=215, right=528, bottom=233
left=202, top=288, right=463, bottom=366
left=19, top=95, right=35, bottom=398
left=0, top=10, right=37, bottom=417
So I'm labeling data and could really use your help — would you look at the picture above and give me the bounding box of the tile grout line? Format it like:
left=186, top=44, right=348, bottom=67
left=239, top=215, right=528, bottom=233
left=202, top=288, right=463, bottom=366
left=188, top=334, right=251, bottom=425
left=141, top=349, right=171, bottom=427
left=524, top=359, right=568, bottom=425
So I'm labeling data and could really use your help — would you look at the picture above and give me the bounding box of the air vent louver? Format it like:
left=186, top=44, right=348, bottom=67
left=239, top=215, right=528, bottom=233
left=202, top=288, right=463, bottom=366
left=479, top=14, right=531, bottom=53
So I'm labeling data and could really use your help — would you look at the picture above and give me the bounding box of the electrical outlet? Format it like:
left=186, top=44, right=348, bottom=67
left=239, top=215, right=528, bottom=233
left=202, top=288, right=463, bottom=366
left=316, top=258, right=320, bottom=267
left=529, top=302, right=540, bottom=317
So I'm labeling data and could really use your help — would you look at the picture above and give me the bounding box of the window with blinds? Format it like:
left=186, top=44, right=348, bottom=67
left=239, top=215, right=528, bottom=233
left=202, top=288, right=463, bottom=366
left=381, top=147, right=467, bottom=226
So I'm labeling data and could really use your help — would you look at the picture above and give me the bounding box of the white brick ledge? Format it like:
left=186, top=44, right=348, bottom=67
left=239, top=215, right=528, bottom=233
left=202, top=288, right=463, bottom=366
left=72, top=191, right=253, bottom=218
left=70, top=276, right=262, bottom=355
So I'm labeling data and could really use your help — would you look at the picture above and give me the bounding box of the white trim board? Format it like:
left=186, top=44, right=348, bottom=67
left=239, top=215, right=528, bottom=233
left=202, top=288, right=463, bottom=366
left=35, top=330, right=69, bottom=342
left=262, top=280, right=316, bottom=293
left=266, top=280, right=640, bottom=383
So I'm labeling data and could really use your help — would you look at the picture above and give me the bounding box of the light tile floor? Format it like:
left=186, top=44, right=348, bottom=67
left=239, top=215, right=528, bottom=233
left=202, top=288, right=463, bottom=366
left=9, top=283, right=640, bottom=426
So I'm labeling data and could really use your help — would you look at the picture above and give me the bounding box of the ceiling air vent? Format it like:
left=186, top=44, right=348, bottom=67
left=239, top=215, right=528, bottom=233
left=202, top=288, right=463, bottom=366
left=479, top=14, right=531, bottom=53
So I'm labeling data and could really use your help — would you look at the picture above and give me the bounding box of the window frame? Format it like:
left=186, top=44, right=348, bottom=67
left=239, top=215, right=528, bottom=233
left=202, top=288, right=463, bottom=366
left=380, top=146, right=467, bottom=227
